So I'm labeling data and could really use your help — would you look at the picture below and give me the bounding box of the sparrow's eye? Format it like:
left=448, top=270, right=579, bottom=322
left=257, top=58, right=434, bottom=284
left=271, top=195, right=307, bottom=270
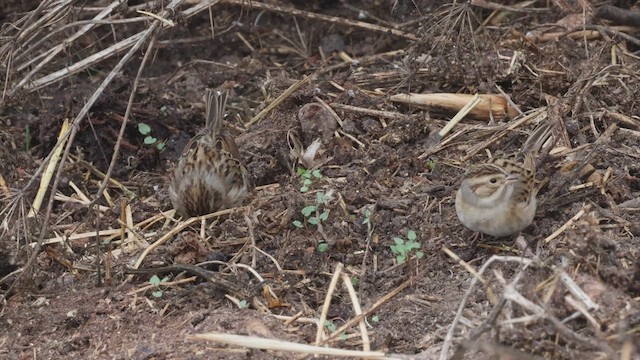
left=489, top=177, right=497, bottom=184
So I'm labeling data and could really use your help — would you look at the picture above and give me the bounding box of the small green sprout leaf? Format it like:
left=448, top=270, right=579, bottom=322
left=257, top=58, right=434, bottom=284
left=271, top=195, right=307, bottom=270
left=301, top=205, right=317, bottom=217
left=324, top=320, right=336, bottom=331
left=292, top=220, right=304, bottom=228
left=390, top=230, right=422, bottom=265
left=316, top=192, right=329, bottom=204
left=149, top=275, right=161, bottom=285
left=426, top=158, right=437, bottom=170
left=138, top=123, right=151, bottom=135
left=317, top=242, right=329, bottom=253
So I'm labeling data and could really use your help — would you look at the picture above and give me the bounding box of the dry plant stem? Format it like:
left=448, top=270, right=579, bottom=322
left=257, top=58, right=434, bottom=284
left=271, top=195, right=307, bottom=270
left=438, top=94, right=481, bottom=138
left=6, top=0, right=128, bottom=99
left=461, top=107, right=548, bottom=160
left=246, top=75, right=312, bottom=127
left=126, top=276, right=198, bottom=296
left=573, top=25, right=640, bottom=47
left=30, top=229, right=121, bottom=247
left=243, top=213, right=258, bottom=269
left=16, top=1, right=72, bottom=44
left=0, top=0, right=60, bottom=58
left=249, top=246, right=283, bottom=272
left=0, top=268, right=23, bottom=286
left=170, top=0, right=222, bottom=19
left=0, top=118, right=75, bottom=230
left=246, top=49, right=405, bottom=127
left=330, top=103, right=408, bottom=120
left=470, top=0, right=548, bottom=13
left=25, top=32, right=144, bottom=91
left=313, top=96, right=344, bottom=127
left=359, top=204, right=376, bottom=296
left=188, top=333, right=390, bottom=358
left=558, top=268, right=598, bottom=311
left=28, top=119, right=70, bottom=217
left=444, top=254, right=615, bottom=359
left=0, top=0, right=185, bottom=305
left=452, top=292, right=520, bottom=360
left=438, top=255, right=535, bottom=360
left=16, top=17, right=149, bottom=71
left=339, top=273, right=370, bottom=352
left=442, top=247, right=487, bottom=286
left=467, top=296, right=508, bottom=342
left=543, top=204, right=589, bottom=243
left=124, top=264, right=246, bottom=297
left=564, top=295, right=600, bottom=332
left=132, top=207, right=247, bottom=269
left=273, top=313, right=317, bottom=325
left=318, top=269, right=420, bottom=346
left=70, top=154, right=135, bottom=198
left=185, top=0, right=418, bottom=41
left=91, top=35, right=157, bottom=207
left=543, top=303, right=615, bottom=356
left=315, top=262, right=344, bottom=345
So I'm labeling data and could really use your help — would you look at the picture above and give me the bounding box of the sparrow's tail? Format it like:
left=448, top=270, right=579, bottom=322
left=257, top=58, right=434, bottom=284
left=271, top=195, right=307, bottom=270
left=204, top=88, right=228, bottom=136
left=522, top=121, right=554, bottom=155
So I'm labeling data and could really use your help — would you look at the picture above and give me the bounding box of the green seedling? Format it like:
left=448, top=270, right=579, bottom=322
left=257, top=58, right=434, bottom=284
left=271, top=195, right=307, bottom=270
left=362, top=208, right=372, bottom=225
left=149, top=274, right=170, bottom=298
left=293, top=191, right=331, bottom=229
left=317, top=242, right=329, bottom=253
left=426, top=158, right=437, bottom=171
left=324, top=320, right=347, bottom=340
left=390, top=230, right=423, bottom=264
left=137, top=122, right=166, bottom=150
left=297, top=166, right=322, bottom=193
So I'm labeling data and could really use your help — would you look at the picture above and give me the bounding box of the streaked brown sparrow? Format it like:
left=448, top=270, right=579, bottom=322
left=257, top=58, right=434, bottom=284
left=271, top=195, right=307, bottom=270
left=169, top=89, right=249, bottom=218
left=455, top=122, right=553, bottom=237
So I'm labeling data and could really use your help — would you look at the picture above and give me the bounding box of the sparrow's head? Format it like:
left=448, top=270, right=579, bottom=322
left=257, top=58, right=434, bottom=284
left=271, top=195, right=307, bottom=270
left=460, top=163, right=520, bottom=206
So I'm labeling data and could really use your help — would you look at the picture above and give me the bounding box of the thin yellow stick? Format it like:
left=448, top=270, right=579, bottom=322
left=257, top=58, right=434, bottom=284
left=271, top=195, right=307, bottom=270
left=28, top=119, right=71, bottom=217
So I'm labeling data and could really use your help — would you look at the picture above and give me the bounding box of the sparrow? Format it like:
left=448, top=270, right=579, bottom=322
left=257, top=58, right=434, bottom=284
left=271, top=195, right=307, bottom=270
left=455, top=122, right=553, bottom=237
left=169, top=89, right=249, bottom=218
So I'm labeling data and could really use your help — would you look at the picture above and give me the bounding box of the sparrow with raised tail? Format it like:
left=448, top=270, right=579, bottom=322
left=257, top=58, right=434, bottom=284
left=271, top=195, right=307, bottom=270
left=169, top=89, right=249, bottom=218
left=455, top=122, right=554, bottom=237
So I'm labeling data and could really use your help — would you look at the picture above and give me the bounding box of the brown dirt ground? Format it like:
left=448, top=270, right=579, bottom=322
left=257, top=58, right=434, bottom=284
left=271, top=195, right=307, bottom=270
left=1, top=0, right=640, bottom=359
